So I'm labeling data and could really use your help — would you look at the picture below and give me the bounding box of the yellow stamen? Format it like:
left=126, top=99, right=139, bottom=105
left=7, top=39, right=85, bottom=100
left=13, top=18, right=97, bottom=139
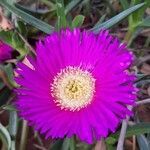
left=51, top=66, right=95, bottom=111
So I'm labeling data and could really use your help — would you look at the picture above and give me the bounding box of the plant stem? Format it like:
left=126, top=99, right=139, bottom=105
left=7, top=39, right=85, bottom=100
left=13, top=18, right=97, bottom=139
left=136, top=98, right=150, bottom=105
left=116, top=119, right=128, bottom=150
left=9, top=111, right=18, bottom=150
left=123, top=29, right=133, bottom=44
left=11, top=141, right=16, bottom=150
left=19, top=120, right=29, bottom=150
left=116, top=106, right=132, bottom=150
left=17, top=31, right=36, bottom=56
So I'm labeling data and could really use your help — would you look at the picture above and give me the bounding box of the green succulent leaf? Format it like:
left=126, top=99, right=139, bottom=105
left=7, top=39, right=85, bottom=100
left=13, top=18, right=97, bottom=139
left=62, top=138, right=71, bottom=150
left=0, top=30, right=29, bottom=57
left=72, top=15, right=85, bottom=28
left=1, top=104, right=17, bottom=111
left=0, top=123, right=11, bottom=150
left=8, top=111, right=18, bottom=139
left=137, top=135, right=150, bottom=150
left=106, top=123, right=150, bottom=144
left=65, top=0, right=82, bottom=14
left=50, top=139, right=64, bottom=150
left=139, top=17, right=150, bottom=27
left=56, top=0, right=67, bottom=30
left=119, top=0, right=129, bottom=10
left=91, top=3, right=145, bottom=33
left=0, top=0, right=54, bottom=34
left=0, top=87, right=11, bottom=106
left=3, top=64, right=17, bottom=88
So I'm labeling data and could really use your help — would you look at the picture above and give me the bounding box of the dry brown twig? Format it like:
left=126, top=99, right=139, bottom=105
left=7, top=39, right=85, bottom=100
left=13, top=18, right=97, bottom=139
left=33, top=144, right=47, bottom=150
left=94, top=139, right=106, bottom=150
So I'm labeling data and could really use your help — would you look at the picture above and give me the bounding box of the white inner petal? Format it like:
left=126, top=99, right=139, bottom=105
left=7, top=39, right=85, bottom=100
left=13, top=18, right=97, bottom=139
left=51, top=66, right=95, bottom=111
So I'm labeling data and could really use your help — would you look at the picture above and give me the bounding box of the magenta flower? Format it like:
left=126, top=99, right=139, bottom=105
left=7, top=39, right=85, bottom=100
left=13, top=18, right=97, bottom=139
left=15, top=29, right=136, bottom=143
left=0, top=40, right=12, bottom=62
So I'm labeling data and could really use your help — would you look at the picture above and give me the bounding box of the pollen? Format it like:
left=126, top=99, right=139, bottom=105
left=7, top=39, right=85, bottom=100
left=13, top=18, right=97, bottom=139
left=51, top=66, right=95, bottom=111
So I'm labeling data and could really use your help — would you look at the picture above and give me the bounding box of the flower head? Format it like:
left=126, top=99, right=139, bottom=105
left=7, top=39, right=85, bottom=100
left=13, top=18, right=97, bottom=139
left=15, top=29, right=136, bottom=143
left=0, top=40, right=12, bottom=62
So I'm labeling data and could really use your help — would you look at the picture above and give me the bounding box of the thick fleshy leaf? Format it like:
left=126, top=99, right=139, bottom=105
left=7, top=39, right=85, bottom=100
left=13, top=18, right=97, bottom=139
left=72, top=15, right=85, bottom=28
left=90, top=3, right=145, bottom=33
left=8, top=111, right=18, bottom=139
left=50, top=139, right=64, bottom=150
left=65, top=0, right=82, bottom=14
left=139, top=17, right=150, bottom=27
left=107, top=122, right=150, bottom=144
left=137, top=135, right=150, bottom=150
left=56, top=0, right=67, bottom=29
left=0, top=123, right=11, bottom=150
left=119, top=0, right=129, bottom=10
left=0, top=87, right=11, bottom=106
left=0, top=0, right=54, bottom=34
left=0, top=30, right=28, bottom=57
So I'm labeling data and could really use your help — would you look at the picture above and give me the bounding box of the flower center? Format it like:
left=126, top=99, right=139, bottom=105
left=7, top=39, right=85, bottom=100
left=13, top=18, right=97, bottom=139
left=51, top=66, right=95, bottom=111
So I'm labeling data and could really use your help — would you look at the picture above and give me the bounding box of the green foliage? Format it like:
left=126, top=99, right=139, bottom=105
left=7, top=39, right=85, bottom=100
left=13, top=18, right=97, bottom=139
left=0, top=82, right=4, bottom=89
left=119, top=0, right=129, bottom=10
left=125, top=0, right=150, bottom=42
left=0, top=0, right=54, bottom=34
left=62, top=137, right=76, bottom=150
left=8, top=111, right=18, bottom=150
left=8, top=111, right=18, bottom=139
left=15, top=3, right=50, bottom=15
left=56, top=0, right=67, bottom=30
left=0, top=87, right=11, bottom=106
left=17, top=20, right=27, bottom=37
left=1, top=104, right=16, bottom=111
left=65, top=0, right=82, bottom=14
left=40, top=0, right=55, bottom=8
left=94, top=15, right=106, bottom=27
left=137, top=135, right=150, bottom=150
left=0, top=0, right=149, bottom=149
left=50, top=138, right=76, bottom=150
left=62, top=138, right=71, bottom=150
left=50, top=139, right=64, bottom=150
left=3, top=64, right=17, bottom=88
left=90, top=3, right=145, bottom=33
left=0, top=30, right=29, bottom=57
left=72, top=15, right=85, bottom=28
left=0, top=123, right=11, bottom=150
left=129, top=0, right=150, bottom=27
left=139, top=17, right=150, bottom=27
left=106, top=123, right=150, bottom=145
left=0, top=109, right=19, bottom=150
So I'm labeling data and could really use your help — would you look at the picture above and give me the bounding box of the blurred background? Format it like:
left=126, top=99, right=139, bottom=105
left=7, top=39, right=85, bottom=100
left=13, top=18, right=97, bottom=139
left=0, top=0, right=150, bottom=150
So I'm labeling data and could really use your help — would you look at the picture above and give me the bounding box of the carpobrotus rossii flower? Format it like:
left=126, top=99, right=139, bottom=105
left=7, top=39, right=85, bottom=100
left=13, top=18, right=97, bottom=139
left=15, top=29, right=136, bottom=143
